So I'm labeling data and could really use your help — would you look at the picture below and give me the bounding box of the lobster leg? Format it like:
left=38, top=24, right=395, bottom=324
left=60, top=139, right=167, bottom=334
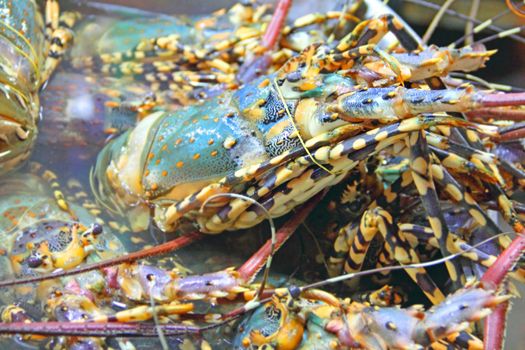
left=466, top=107, right=525, bottom=122
left=327, top=159, right=412, bottom=278
left=88, top=62, right=233, bottom=87
left=427, top=127, right=525, bottom=184
left=399, top=224, right=525, bottom=283
left=427, top=145, right=499, bottom=184
left=41, top=11, right=80, bottom=84
left=430, top=162, right=502, bottom=234
left=406, top=131, right=465, bottom=287
left=342, top=207, right=445, bottom=304
left=353, top=285, right=405, bottom=307
left=27, top=161, right=77, bottom=220
left=426, top=132, right=513, bottom=183
left=44, top=0, right=59, bottom=39
left=71, top=36, right=208, bottom=71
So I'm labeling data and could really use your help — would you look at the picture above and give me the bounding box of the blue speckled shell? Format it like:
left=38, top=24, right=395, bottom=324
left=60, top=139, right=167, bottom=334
left=142, top=95, right=268, bottom=196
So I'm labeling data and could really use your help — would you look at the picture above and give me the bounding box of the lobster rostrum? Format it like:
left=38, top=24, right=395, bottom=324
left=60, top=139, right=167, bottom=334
left=0, top=0, right=78, bottom=174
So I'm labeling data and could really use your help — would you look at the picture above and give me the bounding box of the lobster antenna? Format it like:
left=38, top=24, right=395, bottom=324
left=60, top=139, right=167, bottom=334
left=421, top=0, right=456, bottom=44
left=473, top=26, right=525, bottom=46
left=403, top=0, right=525, bottom=46
left=149, top=283, right=168, bottom=350
left=464, top=0, right=480, bottom=46
left=448, top=72, right=525, bottom=92
left=301, top=232, right=511, bottom=291
left=450, top=6, right=512, bottom=47
left=201, top=193, right=276, bottom=300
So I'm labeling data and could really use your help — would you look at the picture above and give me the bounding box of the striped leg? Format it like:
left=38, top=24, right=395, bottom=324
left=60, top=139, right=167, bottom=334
left=400, top=223, right=525, bottom=283
left=41, top=11, right=80, bottom=83
left=345, top=207, right=445, bottom=304
left=406, top=132, right=464, bottom=287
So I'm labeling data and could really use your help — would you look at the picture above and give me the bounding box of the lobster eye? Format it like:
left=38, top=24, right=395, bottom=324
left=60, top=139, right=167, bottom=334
left=26, top=255, right=43, bottom=268
left=288, top=285, right=301, bottom=299
left=91, top=223, right=103, bottom=236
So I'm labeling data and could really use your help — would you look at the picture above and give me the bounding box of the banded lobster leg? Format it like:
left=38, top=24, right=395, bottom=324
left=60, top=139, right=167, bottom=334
left=27, top=161, right=77, bottom=220
left=331, top=203, right=445, bottom=305
left=427, top=130, right=525, bottom=188
left=329, top=165, right=414, bottom=283
left=41, top=9, right=80, bottom=83
left=340, top=210, right=497, bottom=349
left=391, top=142, right=509, bottom=245
left=399, top=223, right=525, bottom=283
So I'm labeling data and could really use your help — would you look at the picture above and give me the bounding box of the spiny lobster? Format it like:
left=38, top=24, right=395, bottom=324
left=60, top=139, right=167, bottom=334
left=0, top=0, right=78, bottom=174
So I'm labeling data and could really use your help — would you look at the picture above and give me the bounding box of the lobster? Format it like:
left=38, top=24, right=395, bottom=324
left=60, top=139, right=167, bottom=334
left=0, top=0, right=78, bottom=174
left=234, top=283, right=511, bottom=350
left=88, top=12, right=525, bottom=245
left=0, top=163, right=127, bottom=348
